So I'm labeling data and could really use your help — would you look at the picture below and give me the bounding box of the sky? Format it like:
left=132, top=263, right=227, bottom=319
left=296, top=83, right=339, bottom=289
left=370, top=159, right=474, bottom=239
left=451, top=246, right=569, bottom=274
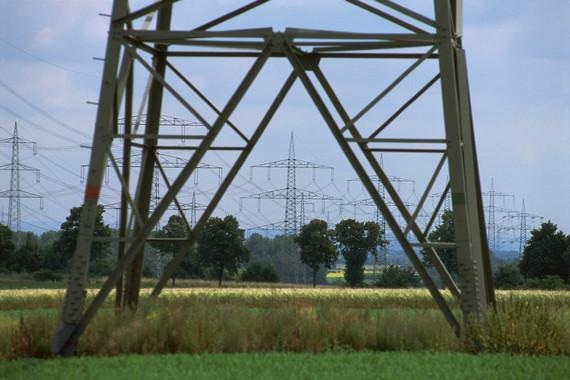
left=0, top=0, right=568, bottom=246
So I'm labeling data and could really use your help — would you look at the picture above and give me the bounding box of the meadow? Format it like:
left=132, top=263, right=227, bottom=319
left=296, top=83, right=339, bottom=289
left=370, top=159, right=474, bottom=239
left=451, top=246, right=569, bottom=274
left=0, top=286, right=569, bottom=359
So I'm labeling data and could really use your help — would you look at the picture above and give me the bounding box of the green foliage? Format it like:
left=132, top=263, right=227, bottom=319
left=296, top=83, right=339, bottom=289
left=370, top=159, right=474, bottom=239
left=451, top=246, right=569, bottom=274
left=150, top=215, right=201, bottom=280
left=465, top=296, right=567, bottom=355
left=334, top=219, right=382, bottom=287
left=1, top=289, right=569, bottom=359
left=375, top=265, right=421, bottom=288
left=296, top=219, right=337, bottom=287
left=524, top=275, right=567, bottom=290
left=246, top=234, right=316, bottom=285
left=32, top=269, right=62, bottom=282
left=197, top=215, right=249, bottom=287
left=52, top=205, right=112, bottom=272
left=8, top=232, right=41, bottom=273
left=422, top=210, right=457, bottom=275
left=0, top=224, right=15, bottom=267
left=519, top=221, right=569, bottom=283
left=493, top=263, right=524, bottom=289
left=241, top=263, right=279, bottom=283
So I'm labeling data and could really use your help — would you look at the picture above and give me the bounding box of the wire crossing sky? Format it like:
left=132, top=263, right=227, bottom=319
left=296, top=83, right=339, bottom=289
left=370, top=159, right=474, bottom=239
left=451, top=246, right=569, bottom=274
left=0, top=0, right=568, bottom=235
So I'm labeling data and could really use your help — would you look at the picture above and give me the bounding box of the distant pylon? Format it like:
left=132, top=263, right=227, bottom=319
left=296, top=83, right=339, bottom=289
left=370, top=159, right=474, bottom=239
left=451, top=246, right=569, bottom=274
left=0, top=122, right=42, bottom=231
left=284, top=133, right=297, bottom=234
left=519, top=200, right=526, bottom=256
left=247, top=132, right=337, bottom=235
left=483, top=179, right=514, bottom=254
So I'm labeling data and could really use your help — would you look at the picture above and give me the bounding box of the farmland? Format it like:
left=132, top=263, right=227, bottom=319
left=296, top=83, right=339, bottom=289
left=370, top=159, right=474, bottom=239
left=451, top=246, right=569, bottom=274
left=1, top=286, right=569, bottom=359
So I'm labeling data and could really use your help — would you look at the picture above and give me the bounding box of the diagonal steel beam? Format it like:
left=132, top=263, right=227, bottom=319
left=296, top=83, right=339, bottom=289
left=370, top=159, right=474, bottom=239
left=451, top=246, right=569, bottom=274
left=312, top=64, right=460, bottom=300
left=123, top=43, right=212, bottom=130
left=51, top=0, right=128, bottom=355
left=373, top=0, right=437, bottom=28
left=341, top=45, right=437, bottom=133
left=193, top=0, right=271, bottom=31
left=164, top=60, right=249, bottom=143
left=52, top=42, right=272, bottom=352
left=152, top=72, right=298, bottom=296
left=345, top=0, right=428, bottom=34
left=153, top=152, right=192, bottom=233
left=114, top=0, right=180, bottom=25
left=424, top=181, right=451, bottom=236
left=368, top=73, right=440, bottom=139
left=283, top=43, right=460, bottom=335
left=404, top=153, right=447, bottom=235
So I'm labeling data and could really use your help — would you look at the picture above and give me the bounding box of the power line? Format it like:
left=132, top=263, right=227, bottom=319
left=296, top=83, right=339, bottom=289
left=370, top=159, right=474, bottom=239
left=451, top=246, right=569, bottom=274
left=0, top=37, right=98, bottom=78
left=0, top=79, right=91, bottom=139
left=0, top=105, right=86, bottom=145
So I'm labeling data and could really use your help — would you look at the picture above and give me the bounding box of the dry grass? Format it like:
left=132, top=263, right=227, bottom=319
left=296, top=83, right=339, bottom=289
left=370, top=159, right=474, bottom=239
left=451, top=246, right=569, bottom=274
left=0, top=289, right=568, bottom=359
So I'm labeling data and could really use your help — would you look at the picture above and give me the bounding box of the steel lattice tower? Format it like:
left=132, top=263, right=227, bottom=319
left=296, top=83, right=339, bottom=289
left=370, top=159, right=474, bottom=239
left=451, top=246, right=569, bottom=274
left=0, top=122, right=42, bottom=231
left=483, top=179, right=514, bottom=254
left=52, top=0, right=495, bottom=354
left=245, top=133, right=337, bottom=235
left=284, top=133, right=297, bottom=234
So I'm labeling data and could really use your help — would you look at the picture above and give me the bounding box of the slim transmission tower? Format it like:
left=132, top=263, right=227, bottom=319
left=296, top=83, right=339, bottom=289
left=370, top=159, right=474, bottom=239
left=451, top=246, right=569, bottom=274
left=0, top=122, right=42, bottom=231
left=245, top=133, right=338, bottom=235
left=482, top=179, right=514, bottom=254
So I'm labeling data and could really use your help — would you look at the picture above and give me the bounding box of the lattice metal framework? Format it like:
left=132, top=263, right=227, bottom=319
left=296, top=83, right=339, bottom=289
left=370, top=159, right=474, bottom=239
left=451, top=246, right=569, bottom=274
left=245, top=133, right=338, bottom=234
left=0, top=122, right=42, bottom=231
left=52, top=0, right=495, bottom=355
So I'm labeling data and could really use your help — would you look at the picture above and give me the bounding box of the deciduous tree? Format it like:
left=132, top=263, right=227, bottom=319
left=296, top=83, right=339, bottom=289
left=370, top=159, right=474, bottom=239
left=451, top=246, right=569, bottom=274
left=0, top=224, right=15, bottom=268
left=296, top=219, right=337, bottom=287
left=421, top=209, right=457, bottom=275
left=197, top=215, right=249, bottom=287
left=52, top=205, right=112, bottom=272
left=334, top=219, right=382, bottom=287
left=519, top=222, right=569, bottom=283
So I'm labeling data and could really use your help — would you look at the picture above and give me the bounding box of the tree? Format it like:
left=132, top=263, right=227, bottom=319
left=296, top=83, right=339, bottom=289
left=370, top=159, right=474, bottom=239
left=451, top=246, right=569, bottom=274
left=52, top=205, right=112, bottom=272
left=296, top=219, right=337, bottom=287
left=422, top=209, right=457, bottom=275
left=334, top=219, right=381, bottom=287
left=150, top=214, right=201, bottom=284
left=375, top=265, right=420, bottom=288
left=493, top=263, right=524, bottom=289
left=0, top=224, right=15, bottom=268
left=241, top=263, right=279, bottom=283
left=197, top=215, right=249, bottom=287
left=519, top=222, right=569, bottom=283
left=10, top=232, right=41, bottom=273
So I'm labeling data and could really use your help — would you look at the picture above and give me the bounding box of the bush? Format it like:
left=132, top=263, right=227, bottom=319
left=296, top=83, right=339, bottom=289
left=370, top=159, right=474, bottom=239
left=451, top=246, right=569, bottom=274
left=524, top=275, right=567, bottom=290
left=32, top=269, right=62, bottom=282
left=241, top=263, right=279, bottom=283
left=375, top=265, right=421, bottom=288
left=493, top=263, right=524, bottom=289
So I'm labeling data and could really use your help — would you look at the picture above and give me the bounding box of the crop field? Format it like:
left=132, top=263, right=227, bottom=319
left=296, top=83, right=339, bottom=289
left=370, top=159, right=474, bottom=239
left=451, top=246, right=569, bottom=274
left=0, top=287, right=569, bottom=360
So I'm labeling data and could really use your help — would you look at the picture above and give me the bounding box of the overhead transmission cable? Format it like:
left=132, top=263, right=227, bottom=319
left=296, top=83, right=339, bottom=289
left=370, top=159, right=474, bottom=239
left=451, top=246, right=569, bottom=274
left=0, top=37, right=98, bottom=78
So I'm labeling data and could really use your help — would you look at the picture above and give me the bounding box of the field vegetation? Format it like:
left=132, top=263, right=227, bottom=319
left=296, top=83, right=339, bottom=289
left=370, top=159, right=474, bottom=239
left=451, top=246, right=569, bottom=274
left=2, top=352, right=569, bottom=380
left=0, top=288, right=568, bottom=359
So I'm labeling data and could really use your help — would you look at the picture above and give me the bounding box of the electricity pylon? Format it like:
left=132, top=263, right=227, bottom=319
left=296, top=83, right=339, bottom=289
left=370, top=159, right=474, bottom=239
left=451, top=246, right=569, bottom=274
left=244, top=133, right=338, bottom=234
left=505, top=199, right=543, bottom=256
left=53, top=0, right=494, bottom=355
left=482, top=179, right=514, bottom=254
left=0, top=122, right=42, bottom=231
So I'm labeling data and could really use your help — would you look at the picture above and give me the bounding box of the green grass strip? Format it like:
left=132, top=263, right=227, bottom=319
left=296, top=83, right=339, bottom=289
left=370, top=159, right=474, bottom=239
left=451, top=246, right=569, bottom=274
left=1, top=352, right=569, bottom=380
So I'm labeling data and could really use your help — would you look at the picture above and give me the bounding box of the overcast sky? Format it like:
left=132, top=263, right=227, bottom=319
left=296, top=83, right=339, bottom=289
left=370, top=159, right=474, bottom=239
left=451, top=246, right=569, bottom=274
left=0, top=0, right=568, bottom=244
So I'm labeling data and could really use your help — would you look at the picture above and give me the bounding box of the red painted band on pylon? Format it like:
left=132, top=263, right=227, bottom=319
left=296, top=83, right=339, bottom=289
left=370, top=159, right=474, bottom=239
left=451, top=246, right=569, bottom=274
left=85, top=185, right=100, bottom=199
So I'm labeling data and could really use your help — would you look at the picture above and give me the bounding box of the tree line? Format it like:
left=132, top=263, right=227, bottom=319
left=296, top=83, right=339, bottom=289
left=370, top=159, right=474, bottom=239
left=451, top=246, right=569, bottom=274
left=0, top=206, right=568, bottom=289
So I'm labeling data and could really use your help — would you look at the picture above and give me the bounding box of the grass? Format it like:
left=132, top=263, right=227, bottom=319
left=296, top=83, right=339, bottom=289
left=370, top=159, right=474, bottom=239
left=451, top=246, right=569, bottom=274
left=1, top=352, right=569, bottom=380
left=0, top=288, right=568, bottom=358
